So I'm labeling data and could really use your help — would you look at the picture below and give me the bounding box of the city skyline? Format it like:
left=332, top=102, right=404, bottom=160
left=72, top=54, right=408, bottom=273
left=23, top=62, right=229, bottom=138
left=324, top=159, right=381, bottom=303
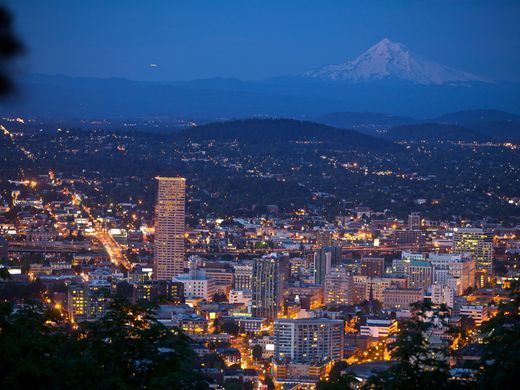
left=0, top=2, right=518, bottom=389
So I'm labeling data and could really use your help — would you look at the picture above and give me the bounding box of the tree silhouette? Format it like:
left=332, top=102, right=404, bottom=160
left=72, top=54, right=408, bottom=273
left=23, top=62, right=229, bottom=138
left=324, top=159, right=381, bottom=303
left=364, top=301, right=453, bottom=389
left=477, top=282, right=520, bottom=389
left=0, top=7, right=23, bottom=96
left=0, top=299, right=206, bottom=389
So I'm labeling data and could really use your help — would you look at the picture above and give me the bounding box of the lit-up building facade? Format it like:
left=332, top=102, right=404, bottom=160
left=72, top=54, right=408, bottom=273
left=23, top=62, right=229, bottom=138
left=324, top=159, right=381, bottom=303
left=153, top=177, right=186, bottom=280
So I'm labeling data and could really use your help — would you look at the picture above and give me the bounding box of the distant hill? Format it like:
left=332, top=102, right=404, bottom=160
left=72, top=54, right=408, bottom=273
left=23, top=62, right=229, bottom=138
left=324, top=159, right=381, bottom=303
left=432, top=109, right=520, bottom=141
left=433, top=109, right=520, bottom=124
left=176, top=118, right=396, bottom=151
left=3, top=68, right=519, bottom=120
left=384, top=123, right=491, bottom=142
left=316, top=111, right=416, bottom=134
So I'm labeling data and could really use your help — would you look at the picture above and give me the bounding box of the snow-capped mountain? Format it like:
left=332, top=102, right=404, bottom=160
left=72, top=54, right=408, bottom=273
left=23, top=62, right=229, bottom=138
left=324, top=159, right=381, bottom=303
left=303, top=38, right=490, bottom=85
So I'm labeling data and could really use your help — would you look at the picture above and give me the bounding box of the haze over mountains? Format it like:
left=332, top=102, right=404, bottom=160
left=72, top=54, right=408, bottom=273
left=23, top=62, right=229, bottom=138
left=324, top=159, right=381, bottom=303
left=2, top=39, right=520, bottom=120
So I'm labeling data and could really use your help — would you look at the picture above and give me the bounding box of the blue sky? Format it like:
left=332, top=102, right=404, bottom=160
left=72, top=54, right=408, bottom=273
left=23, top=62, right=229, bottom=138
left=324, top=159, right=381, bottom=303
left=6, top=0, right=520, bottom=82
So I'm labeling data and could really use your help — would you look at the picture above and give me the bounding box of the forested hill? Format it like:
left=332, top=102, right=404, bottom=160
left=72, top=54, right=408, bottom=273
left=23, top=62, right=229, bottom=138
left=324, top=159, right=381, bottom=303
left=384, top=123, right=492, bottom=142
left=176, top=118, right=396, bottom=151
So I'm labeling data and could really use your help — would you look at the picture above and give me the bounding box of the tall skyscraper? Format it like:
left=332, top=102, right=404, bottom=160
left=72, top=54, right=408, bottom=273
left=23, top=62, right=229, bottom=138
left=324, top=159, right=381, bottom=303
left=313, top=246, right=341, bottom=285
left=252, top=255, right=289, bottom=321
left=153, top=177, right=186, bottom=280
left=453, top=228, right=493, bottom=286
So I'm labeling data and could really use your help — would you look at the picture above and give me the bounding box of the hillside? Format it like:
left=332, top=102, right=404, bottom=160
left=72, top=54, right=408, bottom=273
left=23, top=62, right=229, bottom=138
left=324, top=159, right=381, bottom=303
left=384, top=123, right=491, bottom=142
left=316, top=111, right=416, bottom=134
left=432, top=109, right=520, bottom=141
left=433, top=109, right=520, bottom=124
left=176, top=118, right=396, bottom=151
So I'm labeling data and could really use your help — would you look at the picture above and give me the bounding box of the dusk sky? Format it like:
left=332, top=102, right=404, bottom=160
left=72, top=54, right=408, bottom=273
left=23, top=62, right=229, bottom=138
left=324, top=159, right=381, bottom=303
left=7, top=0, right=520, bottom=82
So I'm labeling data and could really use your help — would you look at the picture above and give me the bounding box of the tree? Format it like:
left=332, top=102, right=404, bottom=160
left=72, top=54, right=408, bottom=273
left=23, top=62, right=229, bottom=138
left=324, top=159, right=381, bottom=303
left=0, top=6, right=23, bottom=96
left=78, top=298, right=206, bottom=389
left=328, top=360, right=349, bottom=382
left=316, top=361, right=356, bottom=390
left=264, top=375, right=275, bottom=390
left=201, top=352, right=226, bottom=370
left=221, top=320, right=240, bottom=336
left=223, top=378, right=242, bottom=390
left=317, top=374, right=358, bottom=390
left=364, top=301, right=452, bottom=389
left=0, top=298, right=207, bottom=389
left=212, top=292, right=227, bottom=302
left=477, top=283, right=520, bottom=389
left=0, top=267, right=10, bottom=280
left=252, top=344, right=263, bottom=361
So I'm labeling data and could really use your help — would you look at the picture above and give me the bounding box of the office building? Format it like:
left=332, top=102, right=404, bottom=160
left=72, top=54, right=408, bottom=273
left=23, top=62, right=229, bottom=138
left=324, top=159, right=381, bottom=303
left=233, top=262, right=254, bottom=290
left=153, top=177, right=186, bottom=280
left=407, top=260, right=434, bottom=289
left=118, top=280, right=184, bottom=304
left=382, top=288, right=423, bottom=310
left=429, top=253, right=475, bottom=294
left=453, top=228, right=493, bottom=286
left=360, top=257, right=385, bottom=277
left=274, top=318, right=344, bottom=363
left=392, top=230, right=425, bottom=245
left=313, top=246, right=341, bottom=285
left=252, top=255, right=289, bottom=321
left=67, top=280, right=111, bottom=322
left=172, top=269, right=216, bottom=300
left=324, top=265, right=352, bottom=305
left=360, top=317, right=398, bottom=338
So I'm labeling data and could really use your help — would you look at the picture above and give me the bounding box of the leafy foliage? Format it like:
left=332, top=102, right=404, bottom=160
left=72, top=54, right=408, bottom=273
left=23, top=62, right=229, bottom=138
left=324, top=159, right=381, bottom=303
left=364, top=301, right=453, bottom=389
left=0, top=298, right=206, bottom=389
left=477, top=283, right=520, bottom=389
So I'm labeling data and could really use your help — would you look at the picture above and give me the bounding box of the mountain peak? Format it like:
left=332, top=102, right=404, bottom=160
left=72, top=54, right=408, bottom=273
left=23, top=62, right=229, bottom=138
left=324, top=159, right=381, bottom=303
left=372, top=37, right=406, bottom=51
left=303, top=39, right=490, bottom=85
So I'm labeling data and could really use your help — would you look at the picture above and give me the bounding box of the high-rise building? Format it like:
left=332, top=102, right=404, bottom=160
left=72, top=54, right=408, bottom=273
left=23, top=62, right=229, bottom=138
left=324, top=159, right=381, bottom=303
left=233, top=262, right=254, bottom=290
left=274, top=318, right=344, bottom=363
left=360, top=257, right=385, bottom=277
left=313, top=246, right=341, bottom=285
left=252, top=255, right=289, bottom=321
left=453, top=228, right=493, bottom=286
left=428, top=253, right=475, bottom=294
left=408, top=212, right=421, bottom=230
left=407, top=260, right=434, bottom=289
left=153, top=177, right=186, bottom=280
left=324, top=265, right=352, bottom=305
left=67, top=280, right=111, bottom=322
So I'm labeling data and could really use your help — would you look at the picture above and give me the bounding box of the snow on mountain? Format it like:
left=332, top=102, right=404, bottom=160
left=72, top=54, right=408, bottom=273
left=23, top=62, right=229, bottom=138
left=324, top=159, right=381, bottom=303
left=303, top=38, right=491, bottom=85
